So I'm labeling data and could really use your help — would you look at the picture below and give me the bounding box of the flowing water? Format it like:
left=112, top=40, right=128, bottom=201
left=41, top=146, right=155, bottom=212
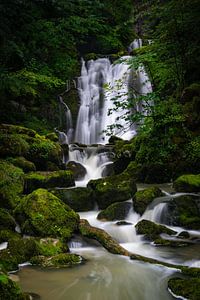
left=17, top=41, right=199, bottom=299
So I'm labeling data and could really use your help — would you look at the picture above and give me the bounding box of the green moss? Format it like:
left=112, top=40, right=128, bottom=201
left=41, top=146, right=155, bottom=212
left=0, top=230, right=21, bottom=243
left=135, top=219, right=176, bottom=241
left=166, top=195, right=200, bottom=229
left=173, top=174, right=200, bottom=192
left=51, top=187, right=94, bottom=212
left=30, top=253, right=82, bottom=268
left=24, top=170, right=75, bottom=193
left=45, top=132, right=59, bottom=142
left=0, top=124, right=36, bottom=137
left=0, top=160, right=24, bottom=209
left=133, top=187, right=163, bottom=215
left=0, top=133, right=30, bottom=158
left=15, top=189, right=79, bottom=240
left=6, top=157, right=36, bottom=173
left=0, top=208, right=16, bottom=230
left=168, top=277, right=200, bottom=300
left=97, top=201, right=131, bottom=221
left=0, top=273, right=27, bottom=300
left=35, top=238, right=68, bottom=256
left=87, top=173, right=137, bottom=209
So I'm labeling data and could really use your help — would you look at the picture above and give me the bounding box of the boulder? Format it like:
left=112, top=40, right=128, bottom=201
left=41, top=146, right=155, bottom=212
left=165, top=195, right=200, bottom=230
left=0, top=230, right=21, bottom=244
left=97, top=202, right=131, bottom=221
left=24, top=170, right=75, bottom=193
left=30, top=253, right=82, bottom=268
left=6, top=157, right=36, bottom=173
left=133, top=187, right=163, bottom=215
left=66, top=161, right=87, bottom=180
left=87, top=173, right=137, bottom=209
left=0, top=208, right=16, bottom=231
left=135, top=219, right=176, bottom=241
left=79, top=219, right=130, bottom=256
left=14, top=189, right=79, bottom=240
left=0, top=160, right=24, bottom=209
left=168, top=277, right=200, bottom=300
left=173, top=174, right=200, bottom=192
left=0, top=133, right=30, bottom=158
left=52, top=187, right=94, bottom=212
left=0, top=273, right=28, bottom=300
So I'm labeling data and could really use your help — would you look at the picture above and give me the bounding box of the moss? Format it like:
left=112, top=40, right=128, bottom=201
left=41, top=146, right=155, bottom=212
left=0, top=133, right=30, bottom=158
left=15, top=189, right=79, bottom=240
left=97, top=202, right=131, bottom=221
left=0, top=160, right=24, bottom=209
left=87, top=173, right=137, bottom=209
left=79, top=219, right=130, bottom=256
left=24, top=170, right=75, bottom=193
left=51, top=187, right=94, bottom=212
left=30, top=253, right=82, bottom=268
left=0, top=273, right=27, bottom=300
left=133, top=187, right=163, bottom=215
left=45, top=132, right=59, bottom=142
left=173, top=174, right=200, bottom=192
left=166, top=195, right=200, bottom=230
left=6, top=157, right=36, bottom=173
left=135, top=219, right=176, bottom=241
left=153, top=237, right=190, bottom=247
left=0, top=230, right=21, bottom=243
left=168, top=277, right=200, bottom=300
left=0, top=208, right=16, bottom=230
left=0, top=124, right=36, bottom=137
left=35, top=238, right=68, bottom=256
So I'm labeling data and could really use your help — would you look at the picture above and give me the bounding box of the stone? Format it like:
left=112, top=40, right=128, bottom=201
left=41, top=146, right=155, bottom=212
left=97, top=202, right=131, bottom=221
left=173, top=174, right=200, bottom=192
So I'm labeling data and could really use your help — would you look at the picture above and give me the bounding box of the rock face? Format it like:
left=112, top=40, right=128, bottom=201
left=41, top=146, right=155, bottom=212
left=133, top=187, right=163, bottom=215
left=66, top=161, right=87, bottom=180
left=165, top=195, right=200, bottom=230
left=14, top=188, right=79, bottom=240
left=24, top=170, right=75, bottom=193
left=79, top=219, right=130, bottom=256
left=173, top=174, right=200, bottom=192
left=0, top=160, right=24, bottom=209
left=52, top=187, right=94, bottom=212
left=97, top=202, right=132, bottom=221
left=87, top=173, right=137, bottom=209
left=135, top=219, right=176, bottom=241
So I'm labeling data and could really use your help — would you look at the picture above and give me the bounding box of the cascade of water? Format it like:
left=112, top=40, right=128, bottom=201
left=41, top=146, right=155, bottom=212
left=59, top=95, right=73, bottom=143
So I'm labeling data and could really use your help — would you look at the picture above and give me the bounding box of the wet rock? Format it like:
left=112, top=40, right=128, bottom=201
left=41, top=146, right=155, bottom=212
left=135, top=219, right=176, bottom=241
left=52, top=187, right=94, bottom=212
left=24, top=170, right=75, bottom=193
left=79, top=219, right=130, bottom=256
left=178, top=231, right=190, bottom=239
left=66, top=161, right=87, bottom=180
left=0, top=230, right=21, bottom=244
left=168, top=277, right=200, bottom=300
left=133, top=187, right=164, bottom=215
left=116, top=221, right=132, bottom=226
left=173, top=174, right=200, bottom=192
left=87, top=173, right=137, bottom=209
left=0, top=208, right=16, bottom=231
left=6, top=157, right=36, bottom=173
left=15, top=188, right=79, bottom=240
left=30, top=253, right=83, bottom=268
left=0, top=160, right=24, bottom=209
left=97, top=202, right=131, bottom=221
left=165, top=195, right=200, bottom=230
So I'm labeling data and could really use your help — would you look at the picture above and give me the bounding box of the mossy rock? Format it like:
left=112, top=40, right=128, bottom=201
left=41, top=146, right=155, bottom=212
left=26, top=136, right=62, bottom=171
left=165, top=195, right=200, bottom=230
left=51, top=187, right=94, bottom=212
left=0, top=123, right=36, bottom=137
left=24, top=170, right=75, bottom=193
left=87, top=173, right=137, bottom=209
left=6, top=157, right=36, bottom=173
left=45, top=132, right=59, bottom=142
left=0, top=133, right=30, bottom=158
left=15, top=189, right=79, bottom=240
left=0, top=208, right=16, bottom=230
left=173, top=174, right=200, bottom=192
left=168, top=277, right=200, bottom=300
left=0, top=230, right=21, bottom=244
left=0, top=273, right=28, bottom=300
left=0, top=160, right=24, bottom=209
left=153, top=237, right=191, bottom=247
left=97, top=202, right=132, bottom=221
left=135, top=219, right=176, bottom=241
left=66, top=161, right=87, bottom=180
left=79, top=219, right=130, bottom=256
left=133, top=187, right=163, bottom=215
left=35, top=237, right=69, bottom=256
left=30, top=253, right=82, bottom=268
